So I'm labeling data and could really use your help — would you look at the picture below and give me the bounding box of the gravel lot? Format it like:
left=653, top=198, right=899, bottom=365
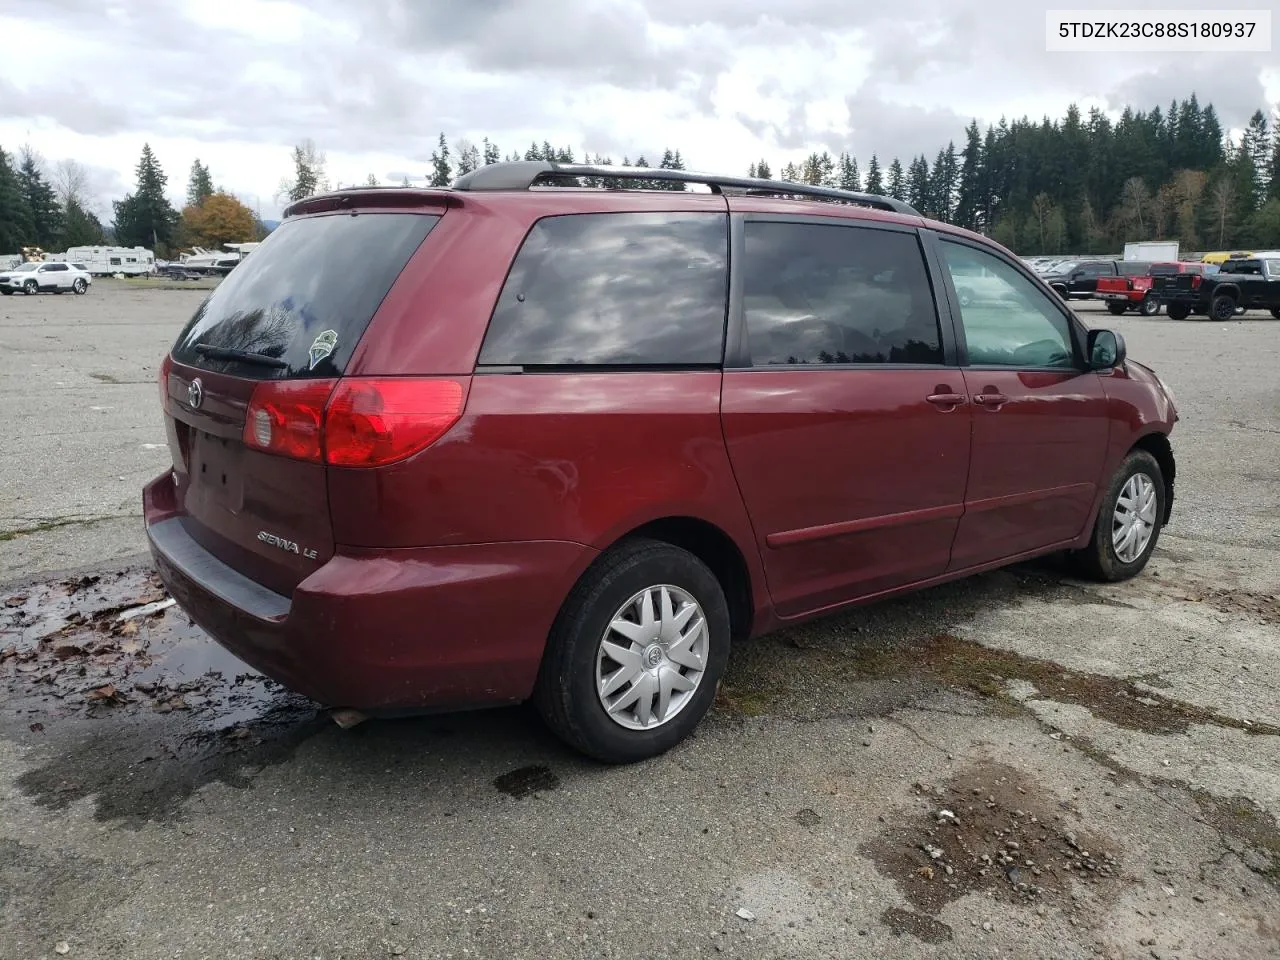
left=2, top=281, right=1278, bottom=960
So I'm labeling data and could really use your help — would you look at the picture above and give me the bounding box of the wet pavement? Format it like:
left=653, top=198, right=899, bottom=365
left=1, top=287, right=1278, bottom=959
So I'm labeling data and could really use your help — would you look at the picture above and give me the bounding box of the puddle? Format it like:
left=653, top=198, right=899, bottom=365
left=494, top=764, right=560, bottom=798
left=2, top=566, right=323, bottom=825
left=862, top=762, right=1120, bottom=917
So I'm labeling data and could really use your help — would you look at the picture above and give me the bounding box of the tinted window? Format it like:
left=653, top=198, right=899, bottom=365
left=172, top=212, right=438, bottom=379
left=1148, top=264, right=1181, bottom=276
left=941, top=242, right=1076, bottom=368
left=46, top=263, right=68, bottom=272
left=740, top=222, right=942, bottom=366
left=1118, top=262, right=1151, bottom=276
left=1225, top=260, right=1262, bottom=276
left=109, top=258, right=121, bottom=265
left=479, top=212, right=727, bottom=366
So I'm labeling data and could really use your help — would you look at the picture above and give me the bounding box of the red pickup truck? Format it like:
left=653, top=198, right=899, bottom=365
left=1094, top=262, right=1214, bottom=316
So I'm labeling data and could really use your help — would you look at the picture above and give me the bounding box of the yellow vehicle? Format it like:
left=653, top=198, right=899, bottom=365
left=1200, top=250, right=1251, bottom=265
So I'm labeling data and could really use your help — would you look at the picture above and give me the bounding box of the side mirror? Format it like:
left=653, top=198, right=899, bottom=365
left=1088, top=329, right=1126, bottom=370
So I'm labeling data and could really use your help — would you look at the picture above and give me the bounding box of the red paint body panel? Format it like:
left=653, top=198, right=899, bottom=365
left=721, top=370, right=971, bottom=617
left=949, top=370, right=1110, bottom=568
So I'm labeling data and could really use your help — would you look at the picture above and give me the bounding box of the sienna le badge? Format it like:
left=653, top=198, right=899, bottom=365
left=308, top=330, right=338, bottom=370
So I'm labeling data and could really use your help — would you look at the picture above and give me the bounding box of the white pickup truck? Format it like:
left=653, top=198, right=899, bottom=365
left=0, top=261, right=93, bottom=295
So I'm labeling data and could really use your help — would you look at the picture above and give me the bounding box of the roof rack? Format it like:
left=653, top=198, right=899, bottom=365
left=450, top=161, right=922, bottom=217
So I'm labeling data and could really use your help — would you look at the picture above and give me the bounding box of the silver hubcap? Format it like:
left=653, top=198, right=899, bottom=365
left=1112, top=472, right=1157, bottom=563
left=596, top=584, right=708, bottom=731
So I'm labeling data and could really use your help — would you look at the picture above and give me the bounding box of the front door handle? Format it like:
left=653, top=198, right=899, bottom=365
left=973, top=392, right=1009, bottom=408
left=926, top=392, right=967, bottom=408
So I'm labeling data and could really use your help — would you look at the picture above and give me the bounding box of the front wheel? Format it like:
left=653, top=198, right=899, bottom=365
left=23, top=280, right=38, bottom=295
left=72, top=278, right=87, bottom=295
left=535, top=538, right=731, bottom=763
left=1271, top=307, right=1280, bottom=320
left=1210, top=294, right=1237, bottom=321
left=1070, top=450, right=1165, bottom=582
left=1139, top=296, right=1160, bottom=317
left=1166, top=302, right=1190, bottom=321
left=1106, top=301, right=1128, bottom=316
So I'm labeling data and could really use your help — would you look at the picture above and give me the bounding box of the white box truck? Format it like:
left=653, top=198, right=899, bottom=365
left=1123, top=241, right=1179, bottom=262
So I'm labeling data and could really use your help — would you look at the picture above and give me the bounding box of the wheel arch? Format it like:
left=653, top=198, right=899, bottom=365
left=1131, top=431, right=1175, bottom=525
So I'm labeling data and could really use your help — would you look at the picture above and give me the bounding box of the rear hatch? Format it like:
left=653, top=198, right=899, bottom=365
left=161, top=208, right=442, bottom=596
left=1095, top=276, right=1133, bottom=296
left=1150, top=270, right=1201, bottom=298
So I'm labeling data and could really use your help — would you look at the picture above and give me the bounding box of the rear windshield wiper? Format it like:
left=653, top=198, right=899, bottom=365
left=194, top=343, right=289, bottom=369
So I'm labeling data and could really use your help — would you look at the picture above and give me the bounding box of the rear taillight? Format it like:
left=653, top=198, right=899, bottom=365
left=324, top=378, right=466, bottom=467
left=241, top=377, right=465, bottom=468
left=243, top=379, right=338, bottom=463
left=159, top=353, right=173, bottom=410
left=1191, top=275, right=1202, bottom=289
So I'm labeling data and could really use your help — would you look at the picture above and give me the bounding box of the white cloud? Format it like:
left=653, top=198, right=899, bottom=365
left=0, top=0, right=1276, bottom=225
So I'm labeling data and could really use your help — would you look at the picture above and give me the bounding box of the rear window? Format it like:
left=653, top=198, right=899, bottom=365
left=1117, top=262, right=1151, bottom=276
left=1148, top=264, right=1182, bottom=276
left=172, top=212, right=438, bottom=378
left=478, top=212, right=728, bottom=367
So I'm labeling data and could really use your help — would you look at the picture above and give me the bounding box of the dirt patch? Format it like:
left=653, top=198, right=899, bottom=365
left=1185, top=587, right=1280, bottom=625
left=863, top=762, right=1120, bottom=918
left=1193, top=791, right=1280, bottom=888
left=881, top=906, right=953, bottom=943
left=494, top=765, right=560, bottom=798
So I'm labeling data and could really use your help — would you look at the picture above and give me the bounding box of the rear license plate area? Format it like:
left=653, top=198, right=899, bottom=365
left=189, top=430, right=245, bottom=512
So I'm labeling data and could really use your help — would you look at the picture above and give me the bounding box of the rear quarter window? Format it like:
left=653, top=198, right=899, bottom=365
left=172, top=212, right=438, bottom=378
left=478, top=212, right=728, bottom=366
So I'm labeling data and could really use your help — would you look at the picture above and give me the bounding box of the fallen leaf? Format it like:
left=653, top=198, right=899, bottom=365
left=917, top=866, right=935, bottom=880
left=3, top=595, right=25, bottom=607
left=53, top=644, right=87, bottom=660
left=86, top=684, right=125, bottom=705
left=117, top=621, right=140, bottom=638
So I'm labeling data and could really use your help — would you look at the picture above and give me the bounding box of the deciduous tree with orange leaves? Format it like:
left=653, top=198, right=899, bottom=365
left=180, top=191, right=256, bottom=250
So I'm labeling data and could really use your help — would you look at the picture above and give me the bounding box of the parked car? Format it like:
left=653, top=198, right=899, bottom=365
left=1094, top=261, right=1212, bottom=316
left=145, top=162, right=1179, bottom=762
left=1041, top=259, right=1123, bottom=299
left=1154, top=256, right=1280, bottom=320
left=0, top=260, right=92, bottom=295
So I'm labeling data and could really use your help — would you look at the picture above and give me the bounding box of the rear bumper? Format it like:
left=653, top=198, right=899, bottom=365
left=143, top=473, right=597, bottom=710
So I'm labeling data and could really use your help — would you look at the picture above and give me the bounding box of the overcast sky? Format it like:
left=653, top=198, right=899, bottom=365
left=1, top=0, right=1277, bottom=222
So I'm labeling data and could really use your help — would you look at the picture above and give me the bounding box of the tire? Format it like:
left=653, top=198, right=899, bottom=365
left=1050, top=284, right=1068, bottom=300
left=1166, top=302, right=1190, bottom=321
left=1139, top=296, right=1160, bottom=317
left=0, top=289, right=11, bottom=295
left=534, top=538, right=731, bottom=763
left=1070, top=450, right=1165, bottom=583
left=1271, top=307, right=1280, bottom=320
left=23, top=280, right=38, bottom=295
left=72, top=278, right=87, bottom=295
left=1106, top=301, right=1128, bottom=316
left=1210, top=293, right=1237, bottom=321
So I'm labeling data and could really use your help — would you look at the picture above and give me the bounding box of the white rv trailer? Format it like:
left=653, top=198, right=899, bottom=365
left=60, top=246, right=155, bottom=276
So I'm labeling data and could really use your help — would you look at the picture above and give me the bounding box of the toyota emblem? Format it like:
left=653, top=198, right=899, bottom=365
left=187, top=378, right=204, bottom=409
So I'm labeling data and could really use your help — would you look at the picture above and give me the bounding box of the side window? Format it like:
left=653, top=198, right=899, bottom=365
left=109, top=257, right=121, bottom=265
left=48, top=263, right=68, bottom=272
left=941, top=242, right=1076, bottom=369
left=740, top=222, right=943, bottom=366
left=478, top=212, right=727, bottom=366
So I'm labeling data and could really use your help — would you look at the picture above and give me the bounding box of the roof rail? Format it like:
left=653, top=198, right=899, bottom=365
left=450, top=161, right=922, bottom=217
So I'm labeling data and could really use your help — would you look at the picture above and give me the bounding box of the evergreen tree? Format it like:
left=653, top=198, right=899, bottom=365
left=455, top=140, right=481, bottom=177
left=365, top=173, right=380, bottom=187
left=658, top=148, right=686, bottom=190
left=906, top=155, right=930, bottom=212
left=16, top=149, right=62, bottom=248
left=1238, top=110, right=1270, bottom=213
left=886, top=158, right=906, bottom=201
left=835, top=153, right=860, bottom=191
left=62, top=198, right=106, bottom=247
left=929, top=142, right=959, bottom=221
left=864, top=155, right=883, bottom=195
left=112, top=144, right=178, bottom=253
left=482, top=138, right=501, bottom=166
left=429, top=134, right=452, bottom=187
left=1269, top=123, right=1280, bottom=202
left=0, top=145, right=35, bottom=251
left=282, top=140, right=324, bottom=202
left=752, top=159, right=772, bottom=180
left=186, top=159, right=214, bottom=207
left=955, top=121, right=984, bottom=231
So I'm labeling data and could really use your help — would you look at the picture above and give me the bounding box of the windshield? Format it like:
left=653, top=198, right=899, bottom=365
left=13, top=263, right=38, bottom=273
left=1050, top=261, right=1078, bottom=274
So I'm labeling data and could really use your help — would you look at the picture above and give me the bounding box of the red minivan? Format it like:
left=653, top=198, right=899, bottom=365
left=145, top=162, right=1178, bottom=762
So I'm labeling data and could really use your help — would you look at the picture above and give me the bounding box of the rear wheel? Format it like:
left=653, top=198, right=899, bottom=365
left=1070, top=450, right=1164, bottom=583
left=1139, top=296, right=1160, bottom=316
left=534, top=538, right=730, bottom=763
left=1106, top=301, right=1128, bottom=316
left=72, top=278, right=87, bottom=295
left=1166, top=302, right=1190, bottom=321
left=1210, top=293, right=1237, bottom=321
